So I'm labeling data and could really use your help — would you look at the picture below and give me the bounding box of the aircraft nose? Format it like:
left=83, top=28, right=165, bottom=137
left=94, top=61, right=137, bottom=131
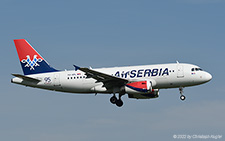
left=205, top=72, right=212, bottom=82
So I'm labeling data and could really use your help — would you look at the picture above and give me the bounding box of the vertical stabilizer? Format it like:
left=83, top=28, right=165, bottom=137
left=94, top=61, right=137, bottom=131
left=14, top=39, right=57, bottom=75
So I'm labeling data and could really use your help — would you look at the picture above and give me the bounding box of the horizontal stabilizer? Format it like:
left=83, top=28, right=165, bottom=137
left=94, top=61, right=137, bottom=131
left=12, top=74, right=41, bottom=83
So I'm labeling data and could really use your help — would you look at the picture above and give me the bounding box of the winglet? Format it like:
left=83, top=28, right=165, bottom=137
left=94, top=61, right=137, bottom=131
left=73, top=65, right=80, bottom=71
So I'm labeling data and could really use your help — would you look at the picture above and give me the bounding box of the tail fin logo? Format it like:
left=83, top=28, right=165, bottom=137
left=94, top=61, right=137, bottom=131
left=21, top=55, right=43, bottom=70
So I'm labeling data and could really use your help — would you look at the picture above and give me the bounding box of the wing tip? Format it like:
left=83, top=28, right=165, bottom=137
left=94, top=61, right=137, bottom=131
left=73, top=65, right=80, bottom=71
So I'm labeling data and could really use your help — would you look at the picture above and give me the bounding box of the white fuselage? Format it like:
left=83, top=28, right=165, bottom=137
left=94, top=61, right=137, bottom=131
left=11, top=63, right=212, bottom=94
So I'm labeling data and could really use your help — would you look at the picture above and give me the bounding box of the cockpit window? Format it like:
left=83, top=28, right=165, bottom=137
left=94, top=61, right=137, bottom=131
left=192, top=68, right=203, bottom=71
left=195, top=68, right=203, bottom=71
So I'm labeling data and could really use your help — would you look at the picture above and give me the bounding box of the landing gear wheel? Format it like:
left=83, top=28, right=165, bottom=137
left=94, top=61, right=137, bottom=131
left=110, top=92, right=125, bottom=107
left=179, top=87, right=186, bottom=101
left=180, top=95, right=186, bottom=101
left=110, top=96, right=117, bottom=104
left=116, top=99, right=123, bottom=107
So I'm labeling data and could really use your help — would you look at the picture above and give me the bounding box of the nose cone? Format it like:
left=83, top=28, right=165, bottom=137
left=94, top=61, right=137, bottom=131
left=205, top=72, right=212, bottom=82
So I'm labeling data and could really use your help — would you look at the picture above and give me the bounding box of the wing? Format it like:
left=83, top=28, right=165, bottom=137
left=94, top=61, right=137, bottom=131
left=73, top=65, right=128, bottom=89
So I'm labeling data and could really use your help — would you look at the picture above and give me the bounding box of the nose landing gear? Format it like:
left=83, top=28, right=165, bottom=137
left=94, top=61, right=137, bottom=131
left=110, top=94, right=124, bottom=107
left=179, top=87, right=186, bottom=101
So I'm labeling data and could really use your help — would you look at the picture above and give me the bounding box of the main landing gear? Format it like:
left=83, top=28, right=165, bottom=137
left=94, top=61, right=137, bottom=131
left=179, top=87, right=186, bottom=101
left=110, top=94, right=124, bottom=107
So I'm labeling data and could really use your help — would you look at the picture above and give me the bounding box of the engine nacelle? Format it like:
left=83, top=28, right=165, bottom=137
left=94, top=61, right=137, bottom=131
left=125, top=80, right=159, bottom=99
left=125, top=80, right=153, bottom=94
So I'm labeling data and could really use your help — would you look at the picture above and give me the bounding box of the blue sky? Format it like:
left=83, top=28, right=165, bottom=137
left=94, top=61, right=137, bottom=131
left=0, top=0, right=225, bottom=140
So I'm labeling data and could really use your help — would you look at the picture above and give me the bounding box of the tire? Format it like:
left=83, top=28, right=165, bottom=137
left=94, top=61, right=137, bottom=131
left=110, top=96, right=117, bottom=104
left=180, top=95, right=186, bottom=101
left=116, top=99, right=123, bottom=107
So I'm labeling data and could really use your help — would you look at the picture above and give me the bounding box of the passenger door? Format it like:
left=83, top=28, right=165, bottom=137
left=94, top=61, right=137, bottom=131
left=177, top=65, right=184, bottom=78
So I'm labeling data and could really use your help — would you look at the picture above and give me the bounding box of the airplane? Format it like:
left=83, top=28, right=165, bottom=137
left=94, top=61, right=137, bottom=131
left=11, top=39, right=212, bottom=107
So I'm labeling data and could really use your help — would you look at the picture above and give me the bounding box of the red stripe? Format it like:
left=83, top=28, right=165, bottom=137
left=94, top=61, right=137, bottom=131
left=126, top=81, right=147, bottom=89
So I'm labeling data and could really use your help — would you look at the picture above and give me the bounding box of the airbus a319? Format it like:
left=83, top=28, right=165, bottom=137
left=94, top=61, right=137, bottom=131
left=11, top=39, right=212, bottom=107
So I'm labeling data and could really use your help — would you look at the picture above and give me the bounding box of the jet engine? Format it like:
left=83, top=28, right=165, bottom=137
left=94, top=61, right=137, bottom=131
left=125, top=80, right=154, bottom=94
left=125, top=80, right=159, bottom=99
